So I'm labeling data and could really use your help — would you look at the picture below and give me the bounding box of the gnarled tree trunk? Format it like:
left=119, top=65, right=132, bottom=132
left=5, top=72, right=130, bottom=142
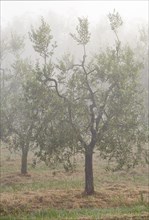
left=85, top=146, right=94, bottom=195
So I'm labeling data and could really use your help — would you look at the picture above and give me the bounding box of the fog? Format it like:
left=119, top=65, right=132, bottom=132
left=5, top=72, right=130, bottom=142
left=1, top=1, right=148, bottom=60
left=1, top=1, right=148, bottom=28
left=1, top=1, right=148, bottom=83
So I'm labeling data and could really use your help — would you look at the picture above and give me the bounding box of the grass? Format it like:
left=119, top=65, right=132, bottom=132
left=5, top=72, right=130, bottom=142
left=1, top=178, right=83, bottom=193
left=1, top=205, right=149, bottom=219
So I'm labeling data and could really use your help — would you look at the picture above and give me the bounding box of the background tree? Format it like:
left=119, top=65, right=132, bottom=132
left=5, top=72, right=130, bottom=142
left=1, top=32, right=55, bottom=174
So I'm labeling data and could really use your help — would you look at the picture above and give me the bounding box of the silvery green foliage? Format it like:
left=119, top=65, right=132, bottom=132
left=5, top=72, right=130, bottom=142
left=70, top=17, right=91, bottom=45
left=29, top=17, right=57, bottom=59
left=108, top=9, right=123, bottom=31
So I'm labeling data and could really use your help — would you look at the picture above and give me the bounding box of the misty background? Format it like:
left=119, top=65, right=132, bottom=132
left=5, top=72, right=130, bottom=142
left=1, top=1, right=148, bottom=89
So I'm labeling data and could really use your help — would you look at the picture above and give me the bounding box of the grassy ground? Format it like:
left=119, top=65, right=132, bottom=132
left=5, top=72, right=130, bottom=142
left=0, top=146, right=149, bottom=219
left=1, top=205, right=149, bottom=220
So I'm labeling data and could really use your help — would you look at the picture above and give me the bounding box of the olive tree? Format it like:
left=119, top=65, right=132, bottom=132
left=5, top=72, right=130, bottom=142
left=29, top=12, right=146, bottom=194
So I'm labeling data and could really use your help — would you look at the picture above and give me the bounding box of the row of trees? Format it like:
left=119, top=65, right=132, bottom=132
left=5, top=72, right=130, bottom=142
left=1, top=11, right=148, bottom=195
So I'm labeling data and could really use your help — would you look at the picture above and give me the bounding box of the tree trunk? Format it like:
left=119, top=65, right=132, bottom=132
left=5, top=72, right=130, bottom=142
left=85, top=147, right=94, bottom=195
left=21, top=147, right=28, bottom=174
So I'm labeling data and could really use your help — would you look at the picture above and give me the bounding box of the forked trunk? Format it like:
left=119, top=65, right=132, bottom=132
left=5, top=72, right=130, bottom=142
left=21, top=147, right=28, bottom=174
left=85, top=147, right=94, bottom=195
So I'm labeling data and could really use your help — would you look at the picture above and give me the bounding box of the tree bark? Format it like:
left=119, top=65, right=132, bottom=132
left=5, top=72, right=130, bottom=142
left=21, top=147, right=28, bottom=174
left=85, top=147, right=94, bottom=195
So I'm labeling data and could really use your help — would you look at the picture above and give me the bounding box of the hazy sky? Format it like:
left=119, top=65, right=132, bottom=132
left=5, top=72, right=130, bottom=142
left=1, top=1, right=148, bottom=28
